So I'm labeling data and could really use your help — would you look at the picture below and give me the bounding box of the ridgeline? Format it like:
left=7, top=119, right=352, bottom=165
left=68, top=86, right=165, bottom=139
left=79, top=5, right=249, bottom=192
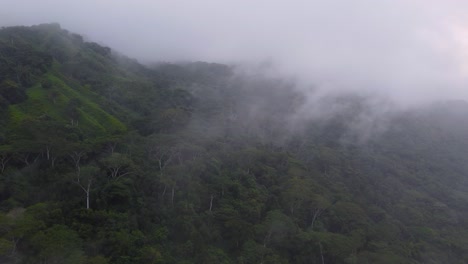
left=0, top=24, right=467, bottom=264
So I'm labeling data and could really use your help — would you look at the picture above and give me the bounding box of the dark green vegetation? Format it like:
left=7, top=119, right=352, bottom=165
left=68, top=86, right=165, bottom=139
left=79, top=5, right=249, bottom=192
left=0, top=24, right=467, bottom=264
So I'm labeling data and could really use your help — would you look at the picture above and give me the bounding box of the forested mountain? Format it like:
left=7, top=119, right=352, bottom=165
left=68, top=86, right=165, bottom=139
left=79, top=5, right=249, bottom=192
left=0, top=24, right=467, bottom=264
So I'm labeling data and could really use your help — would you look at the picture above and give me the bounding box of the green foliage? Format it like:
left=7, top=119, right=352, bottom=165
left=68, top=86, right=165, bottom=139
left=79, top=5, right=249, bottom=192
left=87, top=255, right=110, bottom=264
left=0, top=80, right=26, bottom=104
left=0, top=24, right=467, bottom=264
left=29, top=225, right=85, bottom=264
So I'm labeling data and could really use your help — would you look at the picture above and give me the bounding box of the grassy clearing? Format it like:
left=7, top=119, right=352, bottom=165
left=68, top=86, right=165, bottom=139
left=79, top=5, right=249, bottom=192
left=6, top=73, right=126, bottom=139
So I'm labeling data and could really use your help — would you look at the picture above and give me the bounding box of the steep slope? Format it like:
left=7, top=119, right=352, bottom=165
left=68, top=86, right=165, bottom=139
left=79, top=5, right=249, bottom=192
left=0, top=24, right=467, bottom=264
left=0, top=24, right=127, bottom=150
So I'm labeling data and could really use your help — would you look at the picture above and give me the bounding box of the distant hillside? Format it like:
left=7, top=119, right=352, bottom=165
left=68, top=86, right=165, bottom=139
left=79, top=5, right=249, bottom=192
left=0, top=24, right=126, bottom=145
left=0, top=24, right=467, bottom=264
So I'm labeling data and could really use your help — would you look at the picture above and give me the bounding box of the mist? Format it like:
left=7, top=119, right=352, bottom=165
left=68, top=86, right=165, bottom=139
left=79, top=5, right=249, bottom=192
left=2, top=0, right=468, bottom=106
left=2, top=5, right=468, bottom=262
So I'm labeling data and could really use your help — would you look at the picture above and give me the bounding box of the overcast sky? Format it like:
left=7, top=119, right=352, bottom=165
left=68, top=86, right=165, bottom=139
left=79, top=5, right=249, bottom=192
left=2, top=0, right=468, bottom=104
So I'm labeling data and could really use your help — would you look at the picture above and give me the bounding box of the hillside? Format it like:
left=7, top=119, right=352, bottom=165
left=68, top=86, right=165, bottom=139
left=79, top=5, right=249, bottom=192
left=0, top=24, right=467, bottom=264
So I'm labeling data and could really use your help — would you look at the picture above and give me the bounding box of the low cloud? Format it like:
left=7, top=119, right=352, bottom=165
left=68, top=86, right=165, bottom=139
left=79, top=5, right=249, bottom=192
left=2, top=0, right=468, bottom=105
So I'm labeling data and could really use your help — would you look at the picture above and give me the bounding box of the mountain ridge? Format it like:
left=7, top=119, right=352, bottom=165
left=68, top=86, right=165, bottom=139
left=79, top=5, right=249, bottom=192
left=0, top=23, right=467, bottom=264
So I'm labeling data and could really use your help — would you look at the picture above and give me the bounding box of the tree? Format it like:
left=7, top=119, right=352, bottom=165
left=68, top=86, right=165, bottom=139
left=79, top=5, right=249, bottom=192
left=47, top=89, right=60, bottom=104
left=0, top=152, right=11, bottom=174
left=69, top=148, right=88, bottom=175
left=143, top=135, right=178, bottom=202
left=73, top=165, right=99, bottom=209
left=259, top=210, right=296, bottom=249
left=0, top=80, right=26, bottom=104
left=309, top=195, right=331, bottom=229
left=101, top=153, right=134, bottom=181
left=29, top=225, right=85, bottom=264
left=0, top=212, right=15, bottom=260
left=65, top=98, right=82, bottom=126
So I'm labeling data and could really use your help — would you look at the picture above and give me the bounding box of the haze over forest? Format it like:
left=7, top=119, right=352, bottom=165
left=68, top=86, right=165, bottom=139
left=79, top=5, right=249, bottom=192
left=1, top=1, right=468, bottom=264
left=3, top=0, right=468, bottom=106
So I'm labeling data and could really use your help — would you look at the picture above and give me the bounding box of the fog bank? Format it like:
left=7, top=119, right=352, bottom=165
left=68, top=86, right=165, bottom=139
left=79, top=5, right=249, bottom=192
left=2, top=0, right=468, bottom=105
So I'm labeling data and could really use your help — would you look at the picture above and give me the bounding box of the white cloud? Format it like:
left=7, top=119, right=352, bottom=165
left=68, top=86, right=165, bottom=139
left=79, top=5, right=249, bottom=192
left=2, top=0, right=468, bottom=104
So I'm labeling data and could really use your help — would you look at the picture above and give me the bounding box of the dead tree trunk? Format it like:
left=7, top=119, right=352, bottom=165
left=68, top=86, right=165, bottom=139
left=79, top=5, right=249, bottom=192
left=311, top=208, right=324, bottom=228
left=69, top=151, right=84, bottom=174
left=86, top=180, right=91, bottom=209
left=319, top=241, right=325, bottom=264
left=209, top=194, right=214, bottom=212
left=51, top=156, right=57, bottom=168
left=75, top=178, right=92, bottom=210
left=45, top=146, right=50, bottom=160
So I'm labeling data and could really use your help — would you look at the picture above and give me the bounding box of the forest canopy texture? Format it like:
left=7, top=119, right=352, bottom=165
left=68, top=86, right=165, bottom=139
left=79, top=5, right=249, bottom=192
left=0, top=24, right=467, bottom=264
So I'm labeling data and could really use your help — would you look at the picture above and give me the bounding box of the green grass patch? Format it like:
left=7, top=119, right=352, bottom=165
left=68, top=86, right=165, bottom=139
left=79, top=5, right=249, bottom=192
left=6, top=73, right=126, bottom=140
left=45, top=74, right=126, bottom=134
